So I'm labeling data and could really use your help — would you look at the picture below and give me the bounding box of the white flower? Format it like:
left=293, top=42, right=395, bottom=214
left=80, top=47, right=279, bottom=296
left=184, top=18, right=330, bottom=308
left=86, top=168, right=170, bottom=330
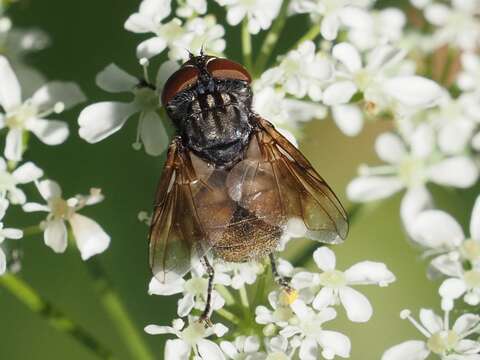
left=78, top=60, right=174, bottom=156
left=0, top=157, right=42, bottom=204
left=215, top=261, right=264, bottom=290
left=176, top=0, right=207, bottom=18
left=260, top=41, right=332, bottom=101
left=220, top=336, right=265, bottom=359
left=279, top=300, right=351, bottom=360
left=424, top=0, right=480, bottom=51
left=124, top=0, right=185, bottom=59
left=323, top=43, right=442, bottom=119
left=168, top=15, right=226, bottom=62
left=340, top=7, right=406, bottom=51
left=347, top=125, right=479, bottom=233
left=148, top=263, right=229, bottom=317
left=293, top=247, right=395, bottom=322
left=457, top=52, right=480, bottom=94
left=0, top=199, right=23, bottom=274
left=145, top=318, right=228, bottom=360
left=411, top=194, right=480, bottom=282
left=214, top=0, right=282, bottom=34
left=290, top=0, right=373, bottom=41
left=0, top=56, right=85, bottom=161
left=22, top=180, right=110, bottom=260
left=382, top=307, right=480, bottom=360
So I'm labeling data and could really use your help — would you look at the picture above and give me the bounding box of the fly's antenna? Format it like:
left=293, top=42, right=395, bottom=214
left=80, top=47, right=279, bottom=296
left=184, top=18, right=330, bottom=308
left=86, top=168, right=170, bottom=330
left=200, top=43, right=205, bottom=57
left=186, top=49, right=195, bottom=60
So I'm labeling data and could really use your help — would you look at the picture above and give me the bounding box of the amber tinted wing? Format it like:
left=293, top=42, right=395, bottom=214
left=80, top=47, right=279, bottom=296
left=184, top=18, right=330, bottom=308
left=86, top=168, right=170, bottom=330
left=227, top=117, right=348, bottom=244
left=149, top=138, right=235, bottom=283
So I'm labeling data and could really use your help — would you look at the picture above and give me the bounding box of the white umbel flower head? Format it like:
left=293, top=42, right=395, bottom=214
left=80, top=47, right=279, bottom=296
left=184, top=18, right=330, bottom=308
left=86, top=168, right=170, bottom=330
left=0, top=56, right=85, bottom=161
left=22, top=180, right=110, bottom=260
left=0, top=199, right=23, bottom=274
left=457, top=52, right=480, bottom=93
left=176, top=0, right=207, bottom=18
left=382, top=306, right=480, bottom=360
left=220, top=336, right=265, bottom=359
left=145, top=317, right=228, bottom=360
left=293, top=247, right=395, bottom=322
left=214, top=0, right=282, bottom=34
left=78, top=60, right=174, bottom=156
left=0, top=157, right=42, bottom=204
left=279, top=300, right=351, bottom=360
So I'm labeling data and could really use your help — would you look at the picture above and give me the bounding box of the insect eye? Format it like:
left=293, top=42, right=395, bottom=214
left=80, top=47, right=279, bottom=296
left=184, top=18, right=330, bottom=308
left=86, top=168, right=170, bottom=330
left=161, top=66, right=200, bottom=105
left=207, top=58, right=252, bottom=83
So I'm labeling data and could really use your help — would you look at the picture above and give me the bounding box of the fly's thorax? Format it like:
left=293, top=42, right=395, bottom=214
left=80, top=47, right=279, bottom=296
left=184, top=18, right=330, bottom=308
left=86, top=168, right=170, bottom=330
left=166, top=78, right=254, bottom=166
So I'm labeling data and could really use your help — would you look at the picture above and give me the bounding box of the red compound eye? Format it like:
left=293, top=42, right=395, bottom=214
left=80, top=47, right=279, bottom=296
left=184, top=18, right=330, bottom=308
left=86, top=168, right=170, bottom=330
left=161, top=66, right=199, bottom=105
left=207, top=58, right=252, bottom=83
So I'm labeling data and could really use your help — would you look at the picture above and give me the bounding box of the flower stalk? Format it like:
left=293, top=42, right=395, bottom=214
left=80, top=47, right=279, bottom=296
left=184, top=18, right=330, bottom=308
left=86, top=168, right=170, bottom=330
left=241, top=18, right=253, bottom=71
left=0, top=274, right=115, bottom=359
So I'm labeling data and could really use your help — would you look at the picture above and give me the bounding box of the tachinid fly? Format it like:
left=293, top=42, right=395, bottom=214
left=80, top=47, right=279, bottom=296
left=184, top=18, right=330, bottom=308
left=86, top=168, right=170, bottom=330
left=149, top=51, right=348, bottom=325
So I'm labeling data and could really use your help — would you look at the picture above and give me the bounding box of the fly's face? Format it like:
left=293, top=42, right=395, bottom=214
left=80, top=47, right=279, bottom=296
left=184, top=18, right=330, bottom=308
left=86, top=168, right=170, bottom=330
left=162, top=56, right=254, bottom=166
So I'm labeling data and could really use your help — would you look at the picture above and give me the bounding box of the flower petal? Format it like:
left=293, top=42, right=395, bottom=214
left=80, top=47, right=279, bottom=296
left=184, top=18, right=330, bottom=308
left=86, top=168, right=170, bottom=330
left=144, top=325, right=175, bottom=335
left=400, top=186, right=433, bottom=238
left=37, top=179, right=62, bottom=200
left=317, top=330, right=351, bottom=358
left=140, top=111, right=169, bottom=156
left=321, top=13, right=340, bottom=41
left=32, top=82, right=86, bottom=111
left=383, top=76, right=441, bottom=108
left=95, top=64, right=138, bottom=93
left=428, top=156, right=479, bottom=188
left=411, top=210, right=464, bottom=248
left=419, top=309, right=443, bottom=334
left=156, top=61, right=181, bottom=95
left=332, top=42, right=362, bottom=73
left=197, top=339, right=225, bottom=360
left=331, top=105, right=363, bottom=136
left=164, top=339, right=190, bottom=360
left=299, top=336, right=318, bottom=360
left=312, top=287, right=335, bottom=310
left=323, top=81, right=357, bottom=105
left=439, top=278, right=467, bottom=299
left=0, top=56, right=21, bottom=110
left=452, top=313, right=480, bottom=336
left=2, top=228, right=23, bottom=239
left=136, top=37, right=167, bottom=60
left=0, top=248, right=5, bottom=274
left=69, top=213, right=110, bottom=260
left=22, top=202, right=50, bottom=212
left=381, top=341, right=429, bottom=360
left=375, top=133, right=406, bottom=164
left=338, top=286, right=373, bottom=322
left=27, top=118, right=69, bottom=145
left=177, top=294, right=195, bottom=317
left=44, top=219, right=68, bottom=253
left=344, top=261, right=395, bottom=285
left=78, top=101, right=138, bottom=143
left=12, top=161, right=43, bottom=184
left=313, top=247, right=336, bottom=271
left=347, top=176, right=404, bottom=202
left=5, top=128, right=23, bottom=161
left=148, top=276, right=184, bottom=296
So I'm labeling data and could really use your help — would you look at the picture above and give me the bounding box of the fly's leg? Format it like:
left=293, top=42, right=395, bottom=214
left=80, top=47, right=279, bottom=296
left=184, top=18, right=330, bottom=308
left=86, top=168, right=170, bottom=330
left=269, top=253, right=293, bottom=293
left=199, top=256, right=214, bottom=328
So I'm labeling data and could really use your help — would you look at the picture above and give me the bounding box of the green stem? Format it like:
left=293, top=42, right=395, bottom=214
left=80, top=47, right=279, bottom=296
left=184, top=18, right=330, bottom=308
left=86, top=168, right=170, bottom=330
left=22, top=224, right=43, bottom=237
left=84, top=258, right=155, bottom=360
left=238, top=285, right=250, bottom=311
left=216, top=284, right=235, bottom=306
left=241, top=19, right=252, bottom=71
left=291, top=203, right=363, bottom=267
left=0, top=274, right=115, bottom=359
left=255, top=0, right=292, bottom=75
left=215, top=308, right=241, bottom=325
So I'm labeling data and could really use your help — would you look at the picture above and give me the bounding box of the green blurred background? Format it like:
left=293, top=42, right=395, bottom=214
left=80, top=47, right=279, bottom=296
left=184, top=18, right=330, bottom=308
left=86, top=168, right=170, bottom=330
left=1, top=0, right=477, bottom=359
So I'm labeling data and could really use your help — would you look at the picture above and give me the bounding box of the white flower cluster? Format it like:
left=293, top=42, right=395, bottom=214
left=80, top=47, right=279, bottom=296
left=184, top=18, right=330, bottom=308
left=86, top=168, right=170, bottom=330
left=0, top=9, right=111, bottom=275
left=146, top=247, right=395, bottom=359
left=76, top=0, right=480, bottom=359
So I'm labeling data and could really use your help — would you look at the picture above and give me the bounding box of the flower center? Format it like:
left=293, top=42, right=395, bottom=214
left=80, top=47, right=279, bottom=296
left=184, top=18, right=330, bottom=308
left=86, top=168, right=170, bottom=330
left=5, top=103, right=37, bottom=129
left=427, top=330, right=459, bottom=355
left=133, top=87, right=158, bottom=111
left=460, top=239, right=480, bottom=262
left=0, top=171, right=16, bottom=192
left=273, top=306, right=294, bottom=323
left=48, top=197, right=72, bottom=220
left=318, top=270, right=347, bottom=288
left=181, top=322, right=205, bottom=345
left=398, top=156, right=425, bottom=187
left=464, top=270, right=480, bottom=289
left=184, top=277, right=207, bottom=295
left=266, top=352, right=289, bottom=360
left=354, top=69, right=372, bottom=91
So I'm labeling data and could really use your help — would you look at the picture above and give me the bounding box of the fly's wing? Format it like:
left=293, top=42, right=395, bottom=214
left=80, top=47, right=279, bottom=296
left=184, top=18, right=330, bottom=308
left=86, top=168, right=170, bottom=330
left=149, top=138, right=235, bottom=283
left=227, top=117, right=348, bottom=244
